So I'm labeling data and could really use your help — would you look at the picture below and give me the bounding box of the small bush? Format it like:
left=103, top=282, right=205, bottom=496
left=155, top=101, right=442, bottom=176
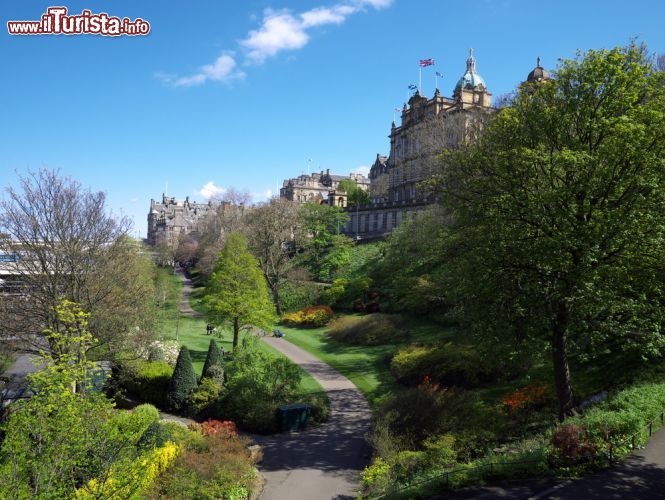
left=201, top=339, right=225, bottom=382
left=321, top=277, right=373, bottom=307
left=390, top=342, right=501, bottom=388
left=551, top=424, right=597, bottom=460
left=327, top=314, right=407, bottom=346
left=191, top=378, right=224, bottom=417
left=281, top=305, right=335, bottom=328
left=191, top=419, right=239, bottom=438
left=114, top=360, right=173, bottom=407
left=167, top=347, right=198, bottom=414
left=145, top=340, right=181, bottom=365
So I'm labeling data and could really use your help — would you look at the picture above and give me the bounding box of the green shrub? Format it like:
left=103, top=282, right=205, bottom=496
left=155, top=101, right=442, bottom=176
left=327, top=313, right=407, bottom=346
left=360, top=457, right=392, bottom=497
left=115, top=360, right=173, bottom=407
left=219, top=340, right=302, bottom=433
left=167, top=347, right=198, bottom=414
left=321, top=277, right=373, bottom=307
left=201, top=339, right=225, bottom=381
left=191, top=378, right=225, bottom=418
left=281, top=305, right=334, bottom=328
left=278, top=279, right=323, bottom=312
left=302, top=392, right=331, bottom=424
left=390, top=342, right=500, bottom=388
left=375, top=382, right=505, bottom=453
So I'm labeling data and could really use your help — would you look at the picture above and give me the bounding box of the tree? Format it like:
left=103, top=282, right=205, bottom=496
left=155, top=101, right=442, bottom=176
left=203, top=233, right=275, bottom=350
left=298, top=203, right=351, bottom=280
left=167, top=346, right=198, bottom=412
left=245, top=199, right=300, bottom=314
left=338, top=179, right=370, bottom=206
left=0, top=169, right=156, bottom=358
left=0, top=300, right=159, bottom=498
left=195, top=189, right=251, bottom=279
left=201, top=338, right=224, bottom=381
left=435, top=44, right=665, bottom=420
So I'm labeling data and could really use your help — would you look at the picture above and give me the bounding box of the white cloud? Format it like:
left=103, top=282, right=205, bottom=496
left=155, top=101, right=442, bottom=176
left=353, top=165, right=371, bottom=176
left=162, top=54, right=245, bottom=87
left=160, top=1, right=392, bottom=87
left=242, top=1, right=392, bottom=64
left=199, top=181, right=226, bottom=199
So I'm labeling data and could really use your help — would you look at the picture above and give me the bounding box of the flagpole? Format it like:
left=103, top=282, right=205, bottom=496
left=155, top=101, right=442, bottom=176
left=435, top=73, right=438, bottom=90
left=419, top=65, right=422, bottom=92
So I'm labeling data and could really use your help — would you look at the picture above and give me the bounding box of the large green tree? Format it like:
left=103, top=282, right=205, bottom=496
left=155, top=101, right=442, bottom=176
left=298, top=203, right=351, bottom=281
left=203, top=233, right=275, bottom=350
left=435, top=44, right=665, bottom=420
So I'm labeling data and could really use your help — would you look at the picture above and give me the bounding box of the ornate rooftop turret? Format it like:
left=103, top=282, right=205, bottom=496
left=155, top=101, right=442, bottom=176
left=454, top=48, right=487, bottom=93
left=526, top=57, right=551, bottom=83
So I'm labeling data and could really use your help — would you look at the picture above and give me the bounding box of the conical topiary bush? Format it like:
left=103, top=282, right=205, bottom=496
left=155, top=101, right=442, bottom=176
left=201, top=338, right=224, bottom=382
left=167, top=346, right=197, bottom=413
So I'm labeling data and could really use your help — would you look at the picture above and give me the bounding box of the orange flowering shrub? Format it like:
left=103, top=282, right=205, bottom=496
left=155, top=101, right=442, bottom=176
left=191, top=419, right=238, bottom=438
left=500, top=384, right=548, bottom=413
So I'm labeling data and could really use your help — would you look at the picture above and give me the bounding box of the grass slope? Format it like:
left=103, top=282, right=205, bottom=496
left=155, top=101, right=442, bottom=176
left=279, top=316, right=456, bottom=405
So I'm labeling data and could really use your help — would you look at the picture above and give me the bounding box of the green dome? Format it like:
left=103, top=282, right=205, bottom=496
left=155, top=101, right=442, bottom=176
left=455, top=48, right=486, bottom=92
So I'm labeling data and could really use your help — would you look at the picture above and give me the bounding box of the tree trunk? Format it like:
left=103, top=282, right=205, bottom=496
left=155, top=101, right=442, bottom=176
left=272, top=285, right=282, bottom=316
left=233, top=317, right=239, bottom=352
left=552, top=302, right=575, bottom=421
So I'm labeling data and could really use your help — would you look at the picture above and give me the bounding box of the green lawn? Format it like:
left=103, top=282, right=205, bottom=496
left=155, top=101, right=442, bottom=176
left=279, top=316, right=458, bottom=405
left=154, top=268, right=325, bottom=397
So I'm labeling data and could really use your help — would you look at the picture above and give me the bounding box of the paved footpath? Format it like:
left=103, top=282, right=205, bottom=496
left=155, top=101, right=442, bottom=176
left=254, top=337, right=372, bottom=500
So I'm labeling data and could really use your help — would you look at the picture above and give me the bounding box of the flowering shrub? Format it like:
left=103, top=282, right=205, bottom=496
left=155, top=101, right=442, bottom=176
left=500, top=384, right=549, bottom=414
left=145, top=340, right=181, bottom=365
left=191, top=419, right=238, bottom=438
left=281, top=305, right=334, bottom=327
left=551, top=424, right=597, bottom=460
left=75, top=441, right=180, bottom=498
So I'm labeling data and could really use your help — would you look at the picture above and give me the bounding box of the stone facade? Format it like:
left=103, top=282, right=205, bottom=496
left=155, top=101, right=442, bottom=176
left=280, top=169, right=369, bottom=207
left=147, top=194, right=213, bottom=245
left=345, top=49, right=496, bottom=239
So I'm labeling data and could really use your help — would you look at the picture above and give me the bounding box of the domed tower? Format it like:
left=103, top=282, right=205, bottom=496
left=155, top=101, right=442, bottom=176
left=526, top=57, right=551, bottom=83
left=454, top=48, right=492, bottom=107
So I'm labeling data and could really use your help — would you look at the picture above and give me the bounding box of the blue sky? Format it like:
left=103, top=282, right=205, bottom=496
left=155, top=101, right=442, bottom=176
left=2, top=0, right=664, bottom=236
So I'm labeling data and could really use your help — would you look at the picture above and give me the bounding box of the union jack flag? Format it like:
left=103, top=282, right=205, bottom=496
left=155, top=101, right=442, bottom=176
left=419, top=58, right=435, bottom=67
left=408, top=84, right=418, bottom=90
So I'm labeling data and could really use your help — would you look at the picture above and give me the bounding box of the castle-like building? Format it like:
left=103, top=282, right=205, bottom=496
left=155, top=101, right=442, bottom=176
left=147, top=194, right=213, bottom=245
left=280, top=169, right=369, bottom=207
left=340, top=50, right=549, bottom=238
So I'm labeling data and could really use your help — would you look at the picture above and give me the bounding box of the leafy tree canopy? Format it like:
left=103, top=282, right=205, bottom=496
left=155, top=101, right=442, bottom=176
left=203, top=233, right=275, bottom=348
left=433, top=43, right=665, bottom=419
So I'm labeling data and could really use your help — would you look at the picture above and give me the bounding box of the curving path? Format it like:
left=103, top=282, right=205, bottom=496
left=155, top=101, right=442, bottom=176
left=254, top=337, right=372, bottom=500
left=174, top=269, right=372, bottom=498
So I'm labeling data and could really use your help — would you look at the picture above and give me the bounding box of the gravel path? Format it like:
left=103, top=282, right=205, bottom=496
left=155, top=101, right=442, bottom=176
left=254, top=337, right=372, bottom=500
left=177, top=269, right=203, bottom=318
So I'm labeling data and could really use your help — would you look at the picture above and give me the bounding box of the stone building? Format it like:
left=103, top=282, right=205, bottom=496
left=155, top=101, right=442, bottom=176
left=147, top=194, right=213, bottom=245
left=343, top=51, right=548, bottom=239
left=280, top=169, right=369, bottom=207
